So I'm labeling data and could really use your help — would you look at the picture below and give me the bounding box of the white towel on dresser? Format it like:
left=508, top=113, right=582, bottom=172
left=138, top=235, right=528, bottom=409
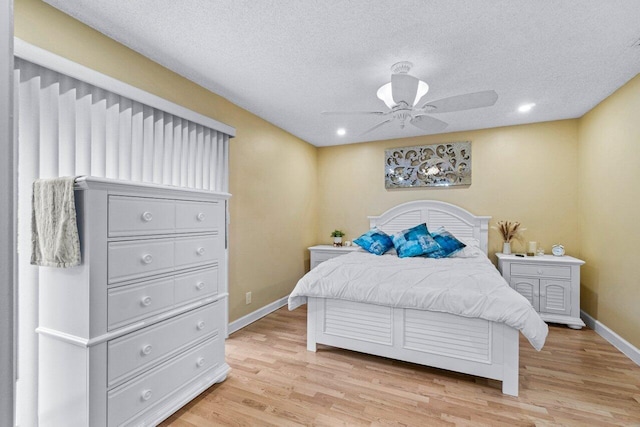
left=31, top=177, right=81, bottom=268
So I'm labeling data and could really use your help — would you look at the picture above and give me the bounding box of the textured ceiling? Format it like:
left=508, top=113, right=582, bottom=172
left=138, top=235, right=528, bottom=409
left=44, top=0, right=640, bottom=147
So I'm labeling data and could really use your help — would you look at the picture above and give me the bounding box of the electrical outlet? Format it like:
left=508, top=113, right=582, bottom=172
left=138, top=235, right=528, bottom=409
left=245, top=292, right=252, bottom=305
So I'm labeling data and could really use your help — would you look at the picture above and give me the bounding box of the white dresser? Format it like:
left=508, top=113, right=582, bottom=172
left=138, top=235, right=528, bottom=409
left=37, top=177, right=230, bottom=427
left=496, top=253, right=585, bottom=329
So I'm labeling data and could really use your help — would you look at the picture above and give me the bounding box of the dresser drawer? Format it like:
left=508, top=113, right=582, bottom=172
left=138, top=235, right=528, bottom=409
left=108, top=239, right=175, bottom=284
left=107, top=277, right=175, bottom=330
left=175, top=200, right=222, bottom=232
left=174, top=235, right=218, bottom=270
left=175, top=267, right=218, bottom=306
left=510, top=263, right=571, bottom=279
left=107, top=302, right=221, bottom=387
left=108, top=196, right=175, bottom=237
left=107, top=337, right=221, bottom=427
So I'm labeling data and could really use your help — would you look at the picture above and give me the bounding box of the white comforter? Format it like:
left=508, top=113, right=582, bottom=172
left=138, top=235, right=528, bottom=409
left=288, top=251, right=548, bottom=350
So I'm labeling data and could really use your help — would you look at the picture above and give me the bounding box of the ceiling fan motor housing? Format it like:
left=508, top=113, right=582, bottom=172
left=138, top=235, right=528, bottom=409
left=391, top=61, right=414, bottom=74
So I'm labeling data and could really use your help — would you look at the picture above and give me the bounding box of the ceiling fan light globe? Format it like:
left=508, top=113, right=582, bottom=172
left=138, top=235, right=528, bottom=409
left=413, top=81, right=429, bottom=106
left=378, top=79, right=429, bottom=109
left=376, top=83, right=396, bottom=109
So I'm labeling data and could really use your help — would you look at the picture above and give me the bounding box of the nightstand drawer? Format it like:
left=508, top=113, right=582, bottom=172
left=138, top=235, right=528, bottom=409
left=309, top=245, right=360, bottom=270
left=313, top=251, right=340, bottom=263
left=510, top=263, right=571, bottom=279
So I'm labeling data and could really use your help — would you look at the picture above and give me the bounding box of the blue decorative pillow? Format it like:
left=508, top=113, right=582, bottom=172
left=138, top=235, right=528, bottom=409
left=353, top=228, right=394, bottom=255
left=427, top=227, right=467, bottom=258
left=391, top=223, right=440, bottom=258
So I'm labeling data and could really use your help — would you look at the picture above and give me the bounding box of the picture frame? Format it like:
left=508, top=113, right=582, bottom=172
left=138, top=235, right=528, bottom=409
left=385, top=141, right=471, bottom=188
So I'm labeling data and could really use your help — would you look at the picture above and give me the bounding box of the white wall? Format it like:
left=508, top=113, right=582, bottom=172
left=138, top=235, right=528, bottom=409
left=0, top=0, right=16, bottom=426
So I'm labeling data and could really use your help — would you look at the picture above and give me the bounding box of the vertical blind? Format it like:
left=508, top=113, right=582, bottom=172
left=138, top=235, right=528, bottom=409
left=13, top=52, right=233, bottom=427
left=14, top=57, right=230, bottom=191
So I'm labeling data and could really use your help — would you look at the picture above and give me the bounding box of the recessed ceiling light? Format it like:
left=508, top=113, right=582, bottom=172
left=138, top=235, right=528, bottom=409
left=336, top=128, right=346, bottom=136
left=518, top=103, right=536, bottom=113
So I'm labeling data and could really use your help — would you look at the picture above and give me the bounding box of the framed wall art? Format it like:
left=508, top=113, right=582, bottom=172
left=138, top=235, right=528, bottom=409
left=385, top=141, right=471, bottom=189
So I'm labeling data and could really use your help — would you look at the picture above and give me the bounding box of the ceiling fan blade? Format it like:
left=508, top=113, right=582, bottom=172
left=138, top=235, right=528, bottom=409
left=409, top=115, right=448, bottom=132
left=321, top=111, right=387, bottom=116
left=422, top=90, right=498, bottom=113
left=361, top=118, right=394, bottom=136
left=391, top=73, right=419, bottom=106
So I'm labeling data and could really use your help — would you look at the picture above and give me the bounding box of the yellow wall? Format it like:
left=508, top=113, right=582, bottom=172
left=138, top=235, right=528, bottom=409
left=317, top=121, right=580, bottom=259
left=14, top=0, right=640, bottom=350
left=578, top=74, right=640, bottom=348
left=15, top=0, right=319, bottom=321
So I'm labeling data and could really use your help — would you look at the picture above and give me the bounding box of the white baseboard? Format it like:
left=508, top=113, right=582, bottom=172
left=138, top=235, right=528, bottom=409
left=228, top=295, right=289, bottom=335
left=581, top=310, right=640, bottom=366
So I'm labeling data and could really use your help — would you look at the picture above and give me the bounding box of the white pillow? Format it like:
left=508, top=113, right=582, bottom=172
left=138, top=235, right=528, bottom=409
left=450, top=237, right=483, bottom=258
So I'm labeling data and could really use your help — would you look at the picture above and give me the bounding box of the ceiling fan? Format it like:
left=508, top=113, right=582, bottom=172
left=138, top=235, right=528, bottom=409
left=322, top=61, right=498, bottom=135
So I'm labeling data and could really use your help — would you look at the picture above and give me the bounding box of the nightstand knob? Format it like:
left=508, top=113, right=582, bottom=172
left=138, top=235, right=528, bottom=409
left=141, top=345, right=153, bottom=356
left=141, top=296, right=152, bottom=307
left=141, top=389, right=152, bottom=401
left=196, top=281, right=205, bottom=290
left=537, top=268, right=543, bottom=275
left=196, top=247, right=205, bottom=256
left=141, top=211, right=153, bottom=222
left=196, top=212, right=205, bottom=222
left=196, top=357, right=205, bottom=368
left=196, top=321, right=206, bottom=330
left=142, top=254, right=153, bottom=264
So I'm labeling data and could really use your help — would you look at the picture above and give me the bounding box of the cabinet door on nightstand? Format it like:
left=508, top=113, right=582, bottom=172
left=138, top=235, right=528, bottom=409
left=510, top=278, right=539, bottom=311
left=540, top=280, right=571, bottom=316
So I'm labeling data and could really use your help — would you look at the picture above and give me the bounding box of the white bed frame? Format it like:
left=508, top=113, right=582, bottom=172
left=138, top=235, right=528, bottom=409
left=306, top=200, right=520, bottom=396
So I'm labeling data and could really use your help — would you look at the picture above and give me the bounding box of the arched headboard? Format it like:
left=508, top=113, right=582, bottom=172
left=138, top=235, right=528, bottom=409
left=368, top=200, right=491, bottom=254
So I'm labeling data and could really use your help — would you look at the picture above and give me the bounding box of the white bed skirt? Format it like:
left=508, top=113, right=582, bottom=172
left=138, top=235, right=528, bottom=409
left=306, top=297, right=520, bottom=396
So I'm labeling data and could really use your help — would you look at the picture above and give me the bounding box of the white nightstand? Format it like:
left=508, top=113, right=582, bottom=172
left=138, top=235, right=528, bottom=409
left=309, top=245, right=360, bottom=269
left=496, top=253, right=585, bottom=329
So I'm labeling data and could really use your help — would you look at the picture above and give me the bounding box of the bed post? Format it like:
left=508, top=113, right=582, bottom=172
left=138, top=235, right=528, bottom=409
left=306, top=298, right=317, bottom=352
left=502, top=326, right=520, bottom=396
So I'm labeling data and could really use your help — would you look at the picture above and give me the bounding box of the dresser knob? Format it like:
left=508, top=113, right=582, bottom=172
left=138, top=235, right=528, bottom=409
left=196, top=321, right=206, bottom=330
left=141, top=389, right=152, bottom=401
left=141, top=211, right=153, bottom=222
left=196, top=247, right=205, bottom=256
left=196, top=282, right=205, bottom=290
left=141, top=296, right=152, bottom=307
left=196, top=212, right=205, bottom=222
left=141, top=345, right=153, bottom=356
left=142, top=254, right=153, bottom=264
left=196, top=357, right=205, bottom=368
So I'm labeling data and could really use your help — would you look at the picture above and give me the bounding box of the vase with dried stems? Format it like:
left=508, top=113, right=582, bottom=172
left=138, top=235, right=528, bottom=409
left=492, top=220, right=525, bottom=255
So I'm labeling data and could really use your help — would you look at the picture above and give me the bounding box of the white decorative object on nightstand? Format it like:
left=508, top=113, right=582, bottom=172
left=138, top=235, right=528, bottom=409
left=497, top=253, right=585, bottom=329
left=309, top=245, right=360, bottom=269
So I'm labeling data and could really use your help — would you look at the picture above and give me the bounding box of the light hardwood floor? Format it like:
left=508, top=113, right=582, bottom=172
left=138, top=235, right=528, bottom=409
left=162, top=306, right=640, bottom=426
